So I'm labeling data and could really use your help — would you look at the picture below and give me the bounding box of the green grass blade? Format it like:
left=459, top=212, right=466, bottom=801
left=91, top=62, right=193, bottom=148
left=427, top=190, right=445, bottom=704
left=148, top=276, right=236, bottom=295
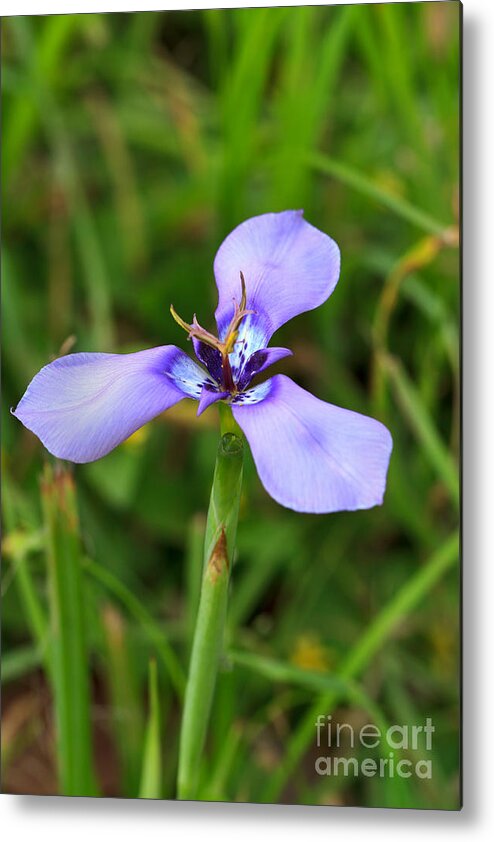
left=268, top=5, right=354, bottom=209
left=41, top=464, right=98, bottom=796
left=8, top=17, right=114, bottom=350
left=203, top=9, right=228, bottom=87
left=2, top=15, right=83, bottom=181
left=381, top=352, right=459, bottom=507
left=2, top=644, right=43, bottom=684
left=83, top=556, right=186, bottom=699
left=217, top=7, right=286, bottom=227
left=2, top=465, right=50, bottom=669
left=308, top=151, right=449, bottom=235
left=263, top=530, right=459, bottom=802
left=375, top=4, right=430, bottom=164
left=229, top=650, right=387, bottom=732
left=102, top=603, right=145, bottom=797
left=138, top=659, right=162, bottom=799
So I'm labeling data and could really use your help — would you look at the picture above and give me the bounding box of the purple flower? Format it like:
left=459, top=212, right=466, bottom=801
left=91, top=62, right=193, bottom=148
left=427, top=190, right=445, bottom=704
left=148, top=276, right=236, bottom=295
left=12, top=211, right=392, bottom=513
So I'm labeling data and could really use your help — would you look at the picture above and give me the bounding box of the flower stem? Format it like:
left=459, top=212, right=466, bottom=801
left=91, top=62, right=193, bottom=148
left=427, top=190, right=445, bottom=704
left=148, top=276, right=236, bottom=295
left=177, top=409, right=243, bottom=800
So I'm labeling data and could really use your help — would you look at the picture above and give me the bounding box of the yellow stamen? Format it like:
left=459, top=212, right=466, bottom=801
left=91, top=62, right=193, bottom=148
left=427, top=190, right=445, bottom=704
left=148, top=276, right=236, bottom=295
left=170, top=304, right=192, bottom=335
left=223, top=328, right=239, bottom=356
left=169, top=273, right=255, bottom=369
left=239, top=271, right=247, bottom=310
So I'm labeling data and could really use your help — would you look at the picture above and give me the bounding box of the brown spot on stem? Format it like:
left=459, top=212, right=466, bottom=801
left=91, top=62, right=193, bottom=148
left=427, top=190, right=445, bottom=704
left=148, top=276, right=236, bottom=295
left=207, top=527, right=229, bottom=582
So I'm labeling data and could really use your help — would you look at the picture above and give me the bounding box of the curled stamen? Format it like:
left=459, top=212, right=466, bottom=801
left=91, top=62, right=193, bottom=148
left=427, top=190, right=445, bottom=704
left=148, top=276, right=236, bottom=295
left=170, top=304, right=193, bottom=335
left=170, top=273, right=256, bottom=366
left=239, top=271, right=247, bottom=311
left=222, top=272, right=256, bottom=355
left=170, top=305, right=222, bottom=352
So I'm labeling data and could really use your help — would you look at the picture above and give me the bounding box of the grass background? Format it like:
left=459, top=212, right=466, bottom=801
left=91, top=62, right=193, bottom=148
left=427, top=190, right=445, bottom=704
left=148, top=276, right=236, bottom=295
left=1, top=1, right=460, bottom=808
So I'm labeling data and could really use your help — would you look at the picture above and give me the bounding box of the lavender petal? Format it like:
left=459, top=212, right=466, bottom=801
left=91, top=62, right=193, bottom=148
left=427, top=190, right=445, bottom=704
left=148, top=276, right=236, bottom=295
left=232, top=374, right=392, bottom=513
left=192, top=338, right=223, bottom=384
left=214, top=211, right=340, bottom=352
left=197, top=385, right=229, bottom=417
left=12, top=346, right=201, bottom=463
left=236, top=346, right=292, bottom=391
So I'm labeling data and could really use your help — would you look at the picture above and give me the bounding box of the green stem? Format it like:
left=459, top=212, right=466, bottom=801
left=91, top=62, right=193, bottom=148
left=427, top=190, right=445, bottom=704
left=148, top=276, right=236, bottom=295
left=177, top=410, right=244, bottom=800
left=41, top=464, right=99, bottom=797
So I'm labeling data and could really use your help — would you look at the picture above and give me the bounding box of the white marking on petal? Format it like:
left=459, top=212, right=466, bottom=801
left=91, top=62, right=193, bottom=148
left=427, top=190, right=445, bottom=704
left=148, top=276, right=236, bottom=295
left=167, top=353, right=211, bottom=399
left=232, top=379, right=272, bottom=406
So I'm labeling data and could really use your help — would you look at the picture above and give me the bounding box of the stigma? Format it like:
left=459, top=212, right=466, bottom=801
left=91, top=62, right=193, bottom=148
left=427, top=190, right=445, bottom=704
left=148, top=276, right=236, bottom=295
left=170, top=272, right=255, bottom=394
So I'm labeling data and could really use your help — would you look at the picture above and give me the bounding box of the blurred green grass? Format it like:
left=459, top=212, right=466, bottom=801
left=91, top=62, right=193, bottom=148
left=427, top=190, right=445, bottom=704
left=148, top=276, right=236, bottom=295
left=1, top=3, right=460, bottom=808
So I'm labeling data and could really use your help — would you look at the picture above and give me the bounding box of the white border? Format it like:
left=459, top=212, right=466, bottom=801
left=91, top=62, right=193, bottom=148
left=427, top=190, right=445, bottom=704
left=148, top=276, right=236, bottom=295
left=1, top=0, right=440, bottom=16
left=3, top=0, right=494, bottom=837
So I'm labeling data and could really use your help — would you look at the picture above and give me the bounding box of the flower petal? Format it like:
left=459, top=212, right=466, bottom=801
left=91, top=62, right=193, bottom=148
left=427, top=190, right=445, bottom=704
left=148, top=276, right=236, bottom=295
left=232, top=375, right=392, bottom=513
left=192, top=338, right=223, bottom=385
left=224, top=312, right=271, bottom=381
left=214, top=210, right=340, bottom=350
left=166, top=347, right=217, bottom=398
left=236, top=346, right=293, bottom=390
left=12, top=346, right=203, bottom=463
left=197, top=385, right=229, bottom=417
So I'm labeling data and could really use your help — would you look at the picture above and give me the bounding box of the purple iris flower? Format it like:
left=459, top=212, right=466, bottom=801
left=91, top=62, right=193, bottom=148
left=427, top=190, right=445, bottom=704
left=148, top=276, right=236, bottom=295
left=13, top=211, right=392, bottom=513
